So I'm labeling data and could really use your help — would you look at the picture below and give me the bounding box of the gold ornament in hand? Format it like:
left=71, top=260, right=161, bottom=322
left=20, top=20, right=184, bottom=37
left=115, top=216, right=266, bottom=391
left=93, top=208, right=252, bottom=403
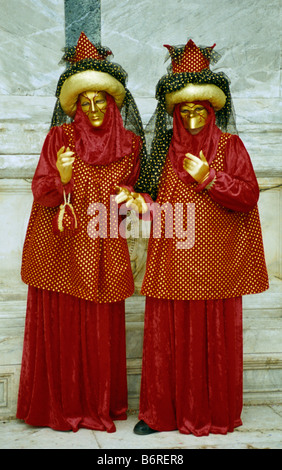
left=115, top=186, right=132, bottom=204
left=115, top=187, right=148, bottom=214
left=128, top=192, right=148, bottom=214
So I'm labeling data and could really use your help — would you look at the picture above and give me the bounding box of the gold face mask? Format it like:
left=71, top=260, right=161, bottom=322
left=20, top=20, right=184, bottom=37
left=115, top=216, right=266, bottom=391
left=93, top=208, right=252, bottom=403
left=79, top=90, right=108, bottom=127
left=179, top=102, right=208, bottom=135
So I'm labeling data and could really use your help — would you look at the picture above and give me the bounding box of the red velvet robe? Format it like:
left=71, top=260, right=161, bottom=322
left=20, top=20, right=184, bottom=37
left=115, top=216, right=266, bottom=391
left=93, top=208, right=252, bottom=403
left=17, top=121, right=141, bottom=432
left=138, top=130, right=268, bottom=436
left=141, top=133, right=268, bottom=300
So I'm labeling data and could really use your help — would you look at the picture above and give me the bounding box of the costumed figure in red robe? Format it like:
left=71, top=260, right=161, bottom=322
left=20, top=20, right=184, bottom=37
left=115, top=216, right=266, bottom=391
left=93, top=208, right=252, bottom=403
left=17, top=32, right=147, bottom=433
left=133, top=38, right=269, bottom=436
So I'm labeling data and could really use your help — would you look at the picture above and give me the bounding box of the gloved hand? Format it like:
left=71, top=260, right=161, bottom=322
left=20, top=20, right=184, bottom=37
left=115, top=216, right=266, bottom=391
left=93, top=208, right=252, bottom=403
left=56, top=146, right=75, bottom=184
left=128, top=192, right=149, bottom=214
left=115, top=186, right=148, bottom=214
left=115, top=186, right=132, bottom=204
left=183, top=150, right=210, bottom=184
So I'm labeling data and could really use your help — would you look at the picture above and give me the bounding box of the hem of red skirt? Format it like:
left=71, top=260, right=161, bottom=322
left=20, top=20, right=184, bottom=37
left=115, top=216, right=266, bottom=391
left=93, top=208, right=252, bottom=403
left=138, top=414, right=177, bottom=432
left=16, top=413, right=128, bottom=433
left=138, top=414, right=243, bottom=437
left=179, top=418, right=243, bottom=436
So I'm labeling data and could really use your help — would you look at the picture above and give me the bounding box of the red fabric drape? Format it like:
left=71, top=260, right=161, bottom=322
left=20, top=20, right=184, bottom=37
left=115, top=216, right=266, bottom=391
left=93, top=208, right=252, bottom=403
left=169, top=101, right=222, bottom=185
left=138, top=296, right=243, bottom=436
left=141, top=133, right=268, bottom=301
left=73, top=94, right=136, bottom=166
left=17, top=287, right=128, bottom=432
left=168, top=102, right=260, bottom=212
left=18, top=89, right=142, bottom=432
left=31, top=101, right=141, bottom=209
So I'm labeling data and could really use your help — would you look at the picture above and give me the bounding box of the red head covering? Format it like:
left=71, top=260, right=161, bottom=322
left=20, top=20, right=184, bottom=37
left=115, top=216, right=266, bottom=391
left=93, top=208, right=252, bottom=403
left=73, top=93, right=136, bottom=165
left=168, top=100, right=222, bottom=184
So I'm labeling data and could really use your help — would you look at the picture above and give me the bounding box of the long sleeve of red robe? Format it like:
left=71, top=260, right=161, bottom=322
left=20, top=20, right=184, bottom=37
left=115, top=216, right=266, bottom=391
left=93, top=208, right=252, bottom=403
left=32, top=125, right=141, bottom=208
left=195, top=134, right=259, bottom=212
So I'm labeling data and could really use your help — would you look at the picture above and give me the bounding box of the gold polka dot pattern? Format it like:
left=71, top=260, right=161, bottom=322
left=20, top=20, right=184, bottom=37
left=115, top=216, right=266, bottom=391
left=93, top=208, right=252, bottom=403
left=21, top=124, right=137, bottom=303
left=73, top=32, right=112, bottom=62
left=141, top=133, right=269, bottom=300
left=164, top=39, right=211, bottom=74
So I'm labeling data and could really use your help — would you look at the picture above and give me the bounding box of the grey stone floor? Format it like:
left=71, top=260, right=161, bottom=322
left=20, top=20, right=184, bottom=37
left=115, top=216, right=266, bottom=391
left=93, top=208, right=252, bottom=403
left=0, top=405, right=282, bottom=450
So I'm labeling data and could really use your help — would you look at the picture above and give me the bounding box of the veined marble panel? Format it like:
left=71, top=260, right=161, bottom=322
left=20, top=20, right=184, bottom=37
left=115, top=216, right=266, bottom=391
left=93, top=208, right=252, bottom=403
left=0, top=0, right=65, bottom=96
left=101, top=0, right=282, bottom=100
left=1, top=96, right=281, bottom=181
left=257, top=178, right=282, bottom=279
left=0, top=180, right=32, bottom=301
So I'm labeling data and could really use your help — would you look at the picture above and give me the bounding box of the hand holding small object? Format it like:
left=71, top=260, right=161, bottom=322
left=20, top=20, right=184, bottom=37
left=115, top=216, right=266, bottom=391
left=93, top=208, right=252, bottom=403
left=56, top=146, right=75, bottom=184
left=115, top=186, right=148, bottom=214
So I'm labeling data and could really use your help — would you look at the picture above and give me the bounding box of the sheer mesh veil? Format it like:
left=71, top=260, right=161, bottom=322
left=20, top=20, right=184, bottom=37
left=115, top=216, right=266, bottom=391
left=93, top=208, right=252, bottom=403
left=50, top=35, right=147, bottom=169
left=135, top=39, right=237, bottom=199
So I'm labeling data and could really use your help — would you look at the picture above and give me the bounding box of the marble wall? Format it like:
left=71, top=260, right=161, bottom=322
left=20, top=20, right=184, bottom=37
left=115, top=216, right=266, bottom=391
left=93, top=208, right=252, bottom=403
left=101, top=0, right=282, bottom=129
left=0, top=0, right=282, bottom=417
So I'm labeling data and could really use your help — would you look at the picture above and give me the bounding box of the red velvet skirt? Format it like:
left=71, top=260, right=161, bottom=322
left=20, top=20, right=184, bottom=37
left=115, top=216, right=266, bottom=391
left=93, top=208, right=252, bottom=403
left=138, top=296, right=243, bottom=436
left=17, top=287, right=128, bottom=432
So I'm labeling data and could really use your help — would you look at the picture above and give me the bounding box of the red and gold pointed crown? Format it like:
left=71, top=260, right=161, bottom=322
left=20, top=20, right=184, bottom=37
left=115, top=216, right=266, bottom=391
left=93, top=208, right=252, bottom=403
left=59, top=32, right=125, bottom=117
left=164, top=39, right=215, bottom=74
left=162, top=39, right=227, bottom=114
left=69, top=32, right=112, bottom=63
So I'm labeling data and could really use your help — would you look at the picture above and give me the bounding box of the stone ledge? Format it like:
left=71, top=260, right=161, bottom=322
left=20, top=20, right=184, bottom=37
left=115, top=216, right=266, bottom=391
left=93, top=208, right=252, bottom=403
left=1, top=160, right=282, bottom=181
left=127, top=354, right=282, bottom=374
left=243, top=391, right=282, bottom=406
left=243, top=353, right=282, bottom=370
